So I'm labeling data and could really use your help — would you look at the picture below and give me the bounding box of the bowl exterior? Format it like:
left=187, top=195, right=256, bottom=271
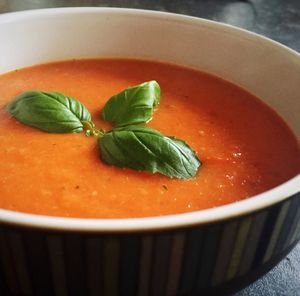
left=0, top=8, right=300, bottom=296
left=0, top=192, right=299, bottom=295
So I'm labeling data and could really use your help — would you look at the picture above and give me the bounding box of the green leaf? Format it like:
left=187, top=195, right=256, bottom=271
left=5, top=91, right=93, bottom=133
left=98, top=125, right=201, bottom=179
left=102, top=80, right=160, bottom=127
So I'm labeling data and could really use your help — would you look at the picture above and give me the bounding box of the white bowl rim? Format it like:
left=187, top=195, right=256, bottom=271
left=0, top=7, right=299, bottom=232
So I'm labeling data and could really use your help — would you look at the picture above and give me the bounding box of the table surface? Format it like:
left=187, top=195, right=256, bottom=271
left=0, top=0, right=299, bottom=295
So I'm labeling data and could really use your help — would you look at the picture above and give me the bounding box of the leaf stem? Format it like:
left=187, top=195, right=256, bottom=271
left=82, top=121, right=105, bottom=137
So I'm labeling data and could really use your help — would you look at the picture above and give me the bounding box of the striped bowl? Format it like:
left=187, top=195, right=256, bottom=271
left=0, top=8, right=299, bottom=296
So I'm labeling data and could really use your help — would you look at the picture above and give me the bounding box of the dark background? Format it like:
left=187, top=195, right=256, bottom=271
left=0, top=1, right=299, bottom=295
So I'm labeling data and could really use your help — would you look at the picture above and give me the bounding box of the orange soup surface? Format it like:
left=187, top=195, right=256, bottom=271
left=0, top=59, right=299, bottom=218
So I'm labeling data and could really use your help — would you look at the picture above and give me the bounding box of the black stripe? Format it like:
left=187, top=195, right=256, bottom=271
left=287, top=192, right=300, bottom=247
left=150, top=232, right=172, bottom=296
left=274, top=194, right=300, bottom=255
left=195, top=223, right=222, bottom=291
left=64, top=233, right=87, bottom=295
left=0, top=227, right=18, bottom=295
left=85, top=235, right=104, bottom=296
left=0, top=229, right=8, bottom=296
left=22, top=229, right=54, bottom=296
left=237, top=211, right=267, bottom=277
left=0, top=266, right=7, bottom=296
left=251, top=202, right=283, bottom=269
left=213, top=220, right=239, bottom=285
left=290, top=193, right=300, bottom=243
left=201, top=238, right=300, bottom=296
left=179, top=226, right=204, bottom=295
left=9, top=229, right=35, bottom=295
left=295, top=232, right=300, bottom=246
left=120, top=235, right=140, bottom=296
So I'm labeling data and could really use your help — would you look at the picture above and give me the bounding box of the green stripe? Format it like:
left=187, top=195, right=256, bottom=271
left=263, top=201, right=291, bottom=263
left=226, top=217, right=252, bottom=281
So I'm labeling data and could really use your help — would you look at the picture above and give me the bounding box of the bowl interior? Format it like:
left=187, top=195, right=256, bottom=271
left=0, top=8, right=299, bottom=231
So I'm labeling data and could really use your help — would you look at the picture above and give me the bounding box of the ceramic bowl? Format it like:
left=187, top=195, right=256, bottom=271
left=0, top=8, right=299, bottom=296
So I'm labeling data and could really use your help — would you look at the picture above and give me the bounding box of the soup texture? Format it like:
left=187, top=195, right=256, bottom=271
left=0, top=59, right=299, bottom=218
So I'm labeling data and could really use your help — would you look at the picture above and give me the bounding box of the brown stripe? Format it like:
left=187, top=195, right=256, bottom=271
left=237, top=211, right=268, bottom=276
left=103, top=237, right=120, bottom=296
left=137, top=236, right=153, bottom=296
left=226, top=217, right=252, bottom=281
left=211, top=220, right=238, bottom=286
left=196, top=224, right=222, bottom=290
left=263, top=201, right=291, bottom=263
left=251, top=203, right=283, bottom=268
left=165, top=232, right=186, bottom=296
left=290, top=210, right=300, bottom=245
left=179, top=227, right=204, bottom=294
left=273, top=199, right=299, bottom=256
left=284, top=205, right=300, bottom=250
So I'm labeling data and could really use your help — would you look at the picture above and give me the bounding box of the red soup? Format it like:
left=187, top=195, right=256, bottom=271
left=0, top=59, right=299, bottom=218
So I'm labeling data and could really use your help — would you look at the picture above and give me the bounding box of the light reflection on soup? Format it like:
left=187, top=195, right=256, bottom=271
left=0, top=59, right=299, bottom=218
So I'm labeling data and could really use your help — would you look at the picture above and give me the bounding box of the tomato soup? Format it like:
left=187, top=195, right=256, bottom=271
left=0, top=59, right=299, bottom=218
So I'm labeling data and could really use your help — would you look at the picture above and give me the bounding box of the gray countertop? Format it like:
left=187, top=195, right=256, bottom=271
left=0, top=1, right=299, bottom=295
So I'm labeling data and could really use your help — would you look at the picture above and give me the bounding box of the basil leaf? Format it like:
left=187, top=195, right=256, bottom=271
left=102, top=80, right=160, bottom=127
left=5, top=91, right=93, bottom=133
left=98, top=125, right=201, bottom=179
